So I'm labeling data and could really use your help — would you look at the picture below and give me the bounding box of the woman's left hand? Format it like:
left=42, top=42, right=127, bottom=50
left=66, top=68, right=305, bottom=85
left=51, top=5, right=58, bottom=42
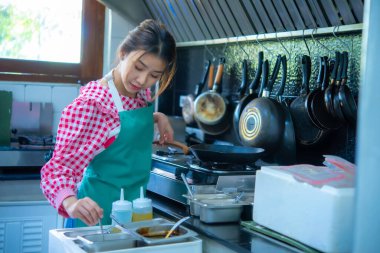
left=154, top=112, right=174, bottom=144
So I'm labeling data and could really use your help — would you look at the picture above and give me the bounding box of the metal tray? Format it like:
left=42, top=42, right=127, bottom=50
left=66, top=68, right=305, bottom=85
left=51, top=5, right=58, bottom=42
left=122, top=219, right=197, bottom=245
left=75, top=233, right=143, bottom=252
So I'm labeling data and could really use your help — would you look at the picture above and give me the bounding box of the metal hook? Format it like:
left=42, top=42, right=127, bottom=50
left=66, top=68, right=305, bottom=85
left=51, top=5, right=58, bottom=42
left=311, top=28, right=333, bottom=58
left=302, top=29, right=311, bottom=56
left=255, top=34, right=275, bottom=59
left=205, top=44, right=216, bottom=63
left=276, top=32, right=291, bottom=61
left=332, top=26, right=352, bottom=53
left=236, top=37, right=249, bottom=60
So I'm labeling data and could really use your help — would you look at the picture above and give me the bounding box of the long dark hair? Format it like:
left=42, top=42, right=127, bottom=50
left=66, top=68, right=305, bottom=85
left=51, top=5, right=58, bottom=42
left=116, top=19, right=176, bottom=98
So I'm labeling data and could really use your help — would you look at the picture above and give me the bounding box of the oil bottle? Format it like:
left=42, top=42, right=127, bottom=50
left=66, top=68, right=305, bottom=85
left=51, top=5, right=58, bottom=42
left=132, top=186, right=153, bottom=222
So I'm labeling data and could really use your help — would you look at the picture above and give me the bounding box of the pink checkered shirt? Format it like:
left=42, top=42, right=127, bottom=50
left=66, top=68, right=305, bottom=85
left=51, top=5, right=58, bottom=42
left=40, top=80, right=151, bottom=217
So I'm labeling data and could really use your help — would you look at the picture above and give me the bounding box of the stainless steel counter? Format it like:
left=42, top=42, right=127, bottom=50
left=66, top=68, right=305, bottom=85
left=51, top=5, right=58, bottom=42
left=148, top=191, right=303, bottom=253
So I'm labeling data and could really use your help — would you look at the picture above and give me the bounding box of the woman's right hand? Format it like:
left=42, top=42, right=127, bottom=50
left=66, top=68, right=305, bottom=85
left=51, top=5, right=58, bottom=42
left=63, top=196, right=104, bottom=226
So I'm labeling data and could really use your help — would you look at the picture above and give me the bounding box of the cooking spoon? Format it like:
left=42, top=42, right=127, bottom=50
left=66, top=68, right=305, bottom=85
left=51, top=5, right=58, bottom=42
left=165, top=216, right=190, bottom=238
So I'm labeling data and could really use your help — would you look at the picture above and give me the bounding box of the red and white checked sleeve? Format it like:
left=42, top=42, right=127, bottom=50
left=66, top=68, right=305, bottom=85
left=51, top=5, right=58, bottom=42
left=40, top=81, right=152, bottom=217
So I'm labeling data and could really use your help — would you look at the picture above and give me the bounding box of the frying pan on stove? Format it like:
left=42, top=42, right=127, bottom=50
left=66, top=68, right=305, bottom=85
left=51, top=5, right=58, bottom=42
left=154, top=141, right=265, bottom=164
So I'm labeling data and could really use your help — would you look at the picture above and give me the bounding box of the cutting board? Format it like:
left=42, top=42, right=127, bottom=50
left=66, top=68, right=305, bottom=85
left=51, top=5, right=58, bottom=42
left=0, top=91, right=12, bottom=146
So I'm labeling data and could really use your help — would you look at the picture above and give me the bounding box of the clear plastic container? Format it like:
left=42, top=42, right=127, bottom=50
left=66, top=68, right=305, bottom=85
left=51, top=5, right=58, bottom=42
left=132, top=186, right=153, bottom=222
left=111, top=188, right=132, bottom=225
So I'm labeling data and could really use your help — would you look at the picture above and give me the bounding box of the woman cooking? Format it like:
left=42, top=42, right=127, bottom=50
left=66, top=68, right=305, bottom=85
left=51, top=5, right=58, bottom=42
left=40, top=19, right=177, bottom=227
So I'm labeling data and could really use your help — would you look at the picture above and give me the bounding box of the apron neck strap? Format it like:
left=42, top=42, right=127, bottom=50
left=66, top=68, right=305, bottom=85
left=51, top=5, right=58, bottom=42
left=104, top=72, right=124, bottom=112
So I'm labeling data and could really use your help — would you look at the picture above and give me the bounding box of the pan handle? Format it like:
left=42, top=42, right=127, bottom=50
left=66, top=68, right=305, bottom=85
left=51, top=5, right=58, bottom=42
left=276, top=55, right=287, bottom=98
left=265, top=54, right=282, bottom=95
left=341, top=51, right=349, bottom=85
left=237, top=59, right=248, bottom=98
left=258, top=60, right=269, bottom=97
left=153, top=140, right=190, bottom=155
left=330, top=51, right=341, bottom=84
left=213, top=57, right=225, bottom=94
left=336, top=51, right=345, bottom=84
left=321, top=56, right=329, bottom=90
left=248, top=51, right=263, bottom=94
left=300, top=55, right=311, bottom=95
left=195, top=60, right=211, bottom=97
left=208, top=62, right=215, bottom=90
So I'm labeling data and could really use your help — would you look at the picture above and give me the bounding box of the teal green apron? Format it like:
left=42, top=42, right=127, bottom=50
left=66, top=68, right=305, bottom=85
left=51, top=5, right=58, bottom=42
left=74, top=77, right=153, bottom=227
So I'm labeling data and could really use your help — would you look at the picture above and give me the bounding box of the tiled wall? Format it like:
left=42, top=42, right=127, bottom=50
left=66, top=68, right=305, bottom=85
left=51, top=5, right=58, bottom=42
left=0, top=82, right=80, bottom=135
left=160, top=32, right=362, bottom=164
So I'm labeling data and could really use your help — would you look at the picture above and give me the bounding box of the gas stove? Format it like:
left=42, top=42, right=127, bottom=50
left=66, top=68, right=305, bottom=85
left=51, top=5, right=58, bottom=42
left=147, top=145, right=259, bottom=204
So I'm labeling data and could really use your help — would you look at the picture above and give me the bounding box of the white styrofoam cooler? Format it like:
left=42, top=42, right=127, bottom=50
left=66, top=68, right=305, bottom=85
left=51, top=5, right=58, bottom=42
left=253, top=166, right=355, bottom=253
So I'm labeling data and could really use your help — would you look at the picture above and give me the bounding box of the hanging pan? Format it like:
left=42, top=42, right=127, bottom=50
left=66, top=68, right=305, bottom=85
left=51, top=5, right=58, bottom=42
left=239, top=56, right=285, bottom=154
left=332, top=51, right=347, bottom=122
left=232, top=59, right=248, bottom=137
left=324, top=51, right=340, bottom=117
left=194, top=57, right=230, bottom=135
left=337, top=51, right=357, bottom=125
left=289, top=55, right=327, bottom=146
left=182, top=60, right=211, bottom=124
left=309, top=56, right=342, bottom=130
left=233, top=52, right=263, bottom=141
left=271, top=55, right=296, bottom=165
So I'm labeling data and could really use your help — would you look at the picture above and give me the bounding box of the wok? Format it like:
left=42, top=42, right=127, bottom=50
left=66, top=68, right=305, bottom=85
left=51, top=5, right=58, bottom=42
left=155, top=141, right=265, bottom=164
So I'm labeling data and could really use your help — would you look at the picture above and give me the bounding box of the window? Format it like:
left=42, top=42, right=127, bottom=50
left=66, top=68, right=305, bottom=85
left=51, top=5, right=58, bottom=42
left=0, top=0, right=105, bottom=84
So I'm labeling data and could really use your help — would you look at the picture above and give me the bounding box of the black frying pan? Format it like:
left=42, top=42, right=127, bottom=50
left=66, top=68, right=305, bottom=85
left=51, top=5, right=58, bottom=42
left=270, top=55, right=296, bottom=165
left=155, top=141, right=265, bottom=164
left=332, top=52, right=347, bottom=122
left=305, top=56, right=325, bottom=129
left=290, top=55, right=326, bottom=146
left=338, top=51, right=357, bottom=125
left=233, top=52, right=263, bottom=142
left=239, top=56, right=285, bottom=154
left=324, top=51, right=340, bottom=117
left=233, top=59, right=248, bottom=138
left=310, top=56, right=342, bottom=130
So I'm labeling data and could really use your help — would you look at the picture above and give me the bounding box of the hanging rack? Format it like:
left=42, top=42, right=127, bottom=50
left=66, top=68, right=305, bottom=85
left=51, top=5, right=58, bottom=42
left=176, top=24, right=362, bottom=47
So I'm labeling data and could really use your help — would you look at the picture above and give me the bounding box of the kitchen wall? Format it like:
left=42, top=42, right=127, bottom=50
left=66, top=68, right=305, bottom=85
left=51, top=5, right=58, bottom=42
left=0, top=82, right=80, bottom=136
left=161, top=32, right=361, bottom=164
